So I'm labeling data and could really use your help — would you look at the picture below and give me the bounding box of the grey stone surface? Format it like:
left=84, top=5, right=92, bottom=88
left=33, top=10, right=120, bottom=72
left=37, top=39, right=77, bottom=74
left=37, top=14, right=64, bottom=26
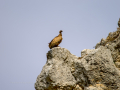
left=115, top=62, right=120, bottom=68
left=84, top=86, right=102, bottom=90
left=35, top=46, right=120, bottom=90
left=95, top=27, right=120, bottom=62
left=35, top=47, right=77, bottom=90
left=35, top=20, right=120, bottom=90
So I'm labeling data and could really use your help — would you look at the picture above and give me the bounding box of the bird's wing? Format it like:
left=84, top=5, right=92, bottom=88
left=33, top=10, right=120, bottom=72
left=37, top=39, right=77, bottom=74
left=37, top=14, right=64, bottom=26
left=49, top=35, right=63, bottom=49
left=49, top=36, right=58, bottom=44
left=53, top=36, right=62, bottom=44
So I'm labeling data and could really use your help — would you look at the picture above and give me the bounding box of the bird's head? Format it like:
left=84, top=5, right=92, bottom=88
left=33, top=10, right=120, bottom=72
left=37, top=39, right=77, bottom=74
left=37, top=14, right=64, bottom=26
left=59, top=30, right=63, bottom=33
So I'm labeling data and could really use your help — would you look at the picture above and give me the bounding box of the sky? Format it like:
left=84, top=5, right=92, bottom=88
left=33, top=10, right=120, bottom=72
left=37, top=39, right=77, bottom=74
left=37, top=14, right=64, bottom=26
left=0, top=0, right=120, bottom=90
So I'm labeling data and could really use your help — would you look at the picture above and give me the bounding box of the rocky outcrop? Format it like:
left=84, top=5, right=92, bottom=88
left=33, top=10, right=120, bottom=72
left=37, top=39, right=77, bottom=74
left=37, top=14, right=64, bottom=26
left=35, top=20, right=120, bottom=90
left=35, top=46, right=120, bottom=90
left=95, top=23, right=120, bottom=70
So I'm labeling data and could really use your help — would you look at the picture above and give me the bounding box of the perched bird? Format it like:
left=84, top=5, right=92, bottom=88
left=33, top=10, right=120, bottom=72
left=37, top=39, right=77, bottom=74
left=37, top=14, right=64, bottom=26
left=118, top=18, right=120, bottom=27
left=48, top=30, right=63, bottom=49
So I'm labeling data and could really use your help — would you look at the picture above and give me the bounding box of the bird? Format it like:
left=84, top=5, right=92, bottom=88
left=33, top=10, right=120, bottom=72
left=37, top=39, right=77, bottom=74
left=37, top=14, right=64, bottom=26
left=48, top=30, right=63, bottom=49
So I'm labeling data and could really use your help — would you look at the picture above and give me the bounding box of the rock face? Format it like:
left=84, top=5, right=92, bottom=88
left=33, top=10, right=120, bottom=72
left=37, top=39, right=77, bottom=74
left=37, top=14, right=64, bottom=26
left=95, top=24, right=120, bottom=70
left=35, top=20, right=120, bottom=90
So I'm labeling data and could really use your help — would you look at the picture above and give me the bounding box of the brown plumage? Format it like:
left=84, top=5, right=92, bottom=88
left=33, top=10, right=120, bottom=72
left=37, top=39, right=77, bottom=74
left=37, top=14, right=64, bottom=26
left=48, top=30, right=63, bottom=49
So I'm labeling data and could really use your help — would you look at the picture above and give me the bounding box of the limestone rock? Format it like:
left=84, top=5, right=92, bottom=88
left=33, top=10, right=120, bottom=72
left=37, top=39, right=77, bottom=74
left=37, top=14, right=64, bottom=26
left=35, top=46, right=120, bottom=90
left=74, top=85, right=83, bottom=90
left=84, top=86, right=103, bottom=90
left=35, top=47, right=77, bottom=90
left=81, top=49, right=97, bottom=57
left=35, top=19, right=120, bottom=90
left=115, top=62, right=120, bottom=68
left=95, top=26, right=120, bottom=63
left=84, top=84, right=107, bottom=90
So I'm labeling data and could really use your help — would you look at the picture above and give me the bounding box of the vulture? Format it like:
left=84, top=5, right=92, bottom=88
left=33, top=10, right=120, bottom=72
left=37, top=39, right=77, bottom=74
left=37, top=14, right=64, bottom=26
left=48, top=30, right=63, bottom=49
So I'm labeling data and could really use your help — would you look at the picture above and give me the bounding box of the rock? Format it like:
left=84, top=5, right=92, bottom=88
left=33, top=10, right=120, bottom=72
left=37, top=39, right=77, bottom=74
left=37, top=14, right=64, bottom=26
left=84, top=86, right=102, bottom=90
left=74, top=85, right=83, bottom=90
left=95, top=25, right=120, bottom=62
left=81, top=49, right=97, bottom=57
left=116, top=55, right=120, bottom=62
left=35, top=47, right=77, bottom=90
left=118, top=18, right=120, bottom=27
left=73, top=46, right=120, bottom=90
left=35, top=46, right=120, bottom=90
left=84, top=84, right=107, bottom=90
left=115, top=62, right=120, bottom=68
left=35, top=19, right=120, bottom=90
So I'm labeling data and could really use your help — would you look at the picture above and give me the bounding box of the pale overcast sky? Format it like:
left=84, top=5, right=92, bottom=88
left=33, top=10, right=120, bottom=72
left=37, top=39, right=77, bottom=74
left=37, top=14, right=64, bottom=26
left=0, top=0, right=120, bottom=90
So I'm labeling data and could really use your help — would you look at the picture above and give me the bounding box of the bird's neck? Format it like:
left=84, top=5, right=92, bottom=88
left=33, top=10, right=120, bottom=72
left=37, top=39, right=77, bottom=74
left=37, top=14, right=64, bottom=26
left=58, top=33, right=62, bottom=36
